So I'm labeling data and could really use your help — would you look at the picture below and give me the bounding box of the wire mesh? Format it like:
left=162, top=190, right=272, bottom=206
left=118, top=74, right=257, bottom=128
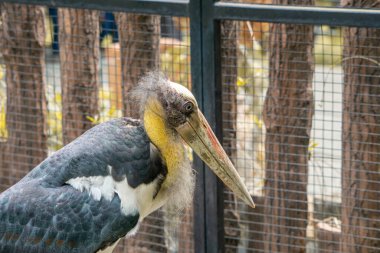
left=221, top=19, right=380, bottom=253
left=0, top=2, right=379, bottom=253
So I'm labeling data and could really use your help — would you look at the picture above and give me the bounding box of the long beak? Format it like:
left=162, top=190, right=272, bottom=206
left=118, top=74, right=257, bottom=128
left=175, top=109, right=255, bottom=208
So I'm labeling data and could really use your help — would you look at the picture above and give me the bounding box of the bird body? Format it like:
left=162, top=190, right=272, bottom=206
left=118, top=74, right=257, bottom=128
left=0, top=118, right=175, bottom=252
left=0, top=73, right=254, bottom=253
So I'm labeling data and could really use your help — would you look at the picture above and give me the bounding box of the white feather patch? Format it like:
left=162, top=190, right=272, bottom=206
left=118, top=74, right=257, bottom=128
left=114, top=176, right=165, bottom=218
left=66, top=166, right=164, bottom=218
left=66, top=175, right=115, bottom=202
left=65, top=165, right=175, bottom=253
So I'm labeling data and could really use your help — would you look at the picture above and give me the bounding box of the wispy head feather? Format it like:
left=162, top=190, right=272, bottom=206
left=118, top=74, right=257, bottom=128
left=130, top=71, right=169, bottom=119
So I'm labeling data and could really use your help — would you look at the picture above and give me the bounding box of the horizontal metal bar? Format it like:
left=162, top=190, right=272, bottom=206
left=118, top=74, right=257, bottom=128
left=214, top=2, right=380, bottom=28
left=0, top=0, right=189, bottom=16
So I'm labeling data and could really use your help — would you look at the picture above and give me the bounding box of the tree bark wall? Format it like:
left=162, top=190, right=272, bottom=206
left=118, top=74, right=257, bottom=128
left=341, top=1, right=380, bottom=252
left=0, top=4, right=47, bottom=187
left=58, top=9, right=100, bottom=144
left=114, top=13, right=163, bottom=253
left=115, top=14, right=160, bottom=118
left=262, top=1, right=314, bottom=251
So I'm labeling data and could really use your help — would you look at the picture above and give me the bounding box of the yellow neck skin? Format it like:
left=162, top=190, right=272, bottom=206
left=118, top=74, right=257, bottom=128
left=143, top=99, right=184, bottom=188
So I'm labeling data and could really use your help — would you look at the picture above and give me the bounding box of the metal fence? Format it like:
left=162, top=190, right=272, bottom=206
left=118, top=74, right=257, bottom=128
left=0, top=0, right=379, bottom=253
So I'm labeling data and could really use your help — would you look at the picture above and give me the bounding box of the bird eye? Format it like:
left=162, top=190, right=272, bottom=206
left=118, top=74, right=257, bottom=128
left=183, top=101, right=194, bottom=113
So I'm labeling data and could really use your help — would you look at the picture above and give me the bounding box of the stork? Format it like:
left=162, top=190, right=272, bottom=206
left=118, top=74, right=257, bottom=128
left=0, top=73, right=254, bottom=253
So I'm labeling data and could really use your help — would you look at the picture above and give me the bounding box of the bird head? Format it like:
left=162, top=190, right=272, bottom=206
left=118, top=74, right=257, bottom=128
left=133, top=73, right=255, bottom=208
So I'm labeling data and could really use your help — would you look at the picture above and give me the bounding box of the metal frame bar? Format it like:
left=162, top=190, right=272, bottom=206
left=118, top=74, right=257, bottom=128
left=191, top=0, right=224, bottom=252
left=190, top=0, right=207, bottom=252
left=200, top=0, right=225, bottom=252
left=3, top=0, right=380, bottom=27
left=0, top=0, right=189, bottom=16
left=214, top=2, right=380, bottom=27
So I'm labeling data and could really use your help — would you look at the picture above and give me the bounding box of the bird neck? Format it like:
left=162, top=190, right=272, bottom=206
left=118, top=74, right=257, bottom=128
left=143, top=99, right=185, bottom=187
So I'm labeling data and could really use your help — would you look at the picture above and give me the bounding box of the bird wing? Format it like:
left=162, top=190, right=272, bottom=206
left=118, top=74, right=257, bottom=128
left=0, top=179, right=139, bottom=253
left=0, top=118, right=166, bottom=253
left=26, top=118, right=156, bottom=187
